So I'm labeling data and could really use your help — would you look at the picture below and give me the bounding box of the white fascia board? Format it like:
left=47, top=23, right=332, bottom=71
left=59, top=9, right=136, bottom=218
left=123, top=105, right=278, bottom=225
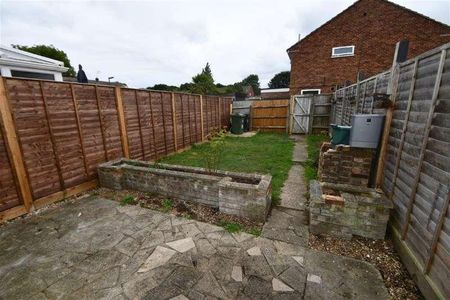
left=0, top=57, right=68, bottom=73
left=0, top=45, right=65, bottom=66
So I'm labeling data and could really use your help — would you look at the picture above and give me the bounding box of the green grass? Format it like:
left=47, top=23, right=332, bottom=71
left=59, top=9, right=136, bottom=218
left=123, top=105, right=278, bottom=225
left=247, top=227, right=262, bottom=237
left=161, top=198, right=173, bottom=213
left=161, top=132, right=294, bottom=205
left=304, top=134, right=329, bottom=183
left=121, top=195, right=135, bottom=206
left=218, top=221, right=243, bottom=233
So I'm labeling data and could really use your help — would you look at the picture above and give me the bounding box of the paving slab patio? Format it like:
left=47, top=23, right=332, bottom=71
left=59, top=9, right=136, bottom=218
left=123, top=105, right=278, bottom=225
left=0, top=197, right=388, bottom=299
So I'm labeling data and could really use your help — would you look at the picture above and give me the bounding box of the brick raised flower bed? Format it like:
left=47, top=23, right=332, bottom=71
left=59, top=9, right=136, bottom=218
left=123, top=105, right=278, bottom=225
left=309, top=181, right=393, bottom=239
left=98, top=159, right=272, bottom=221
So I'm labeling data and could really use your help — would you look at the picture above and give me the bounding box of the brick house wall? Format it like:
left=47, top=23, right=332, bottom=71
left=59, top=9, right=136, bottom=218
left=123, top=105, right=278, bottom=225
left=287, top=0, right=450, bottom=95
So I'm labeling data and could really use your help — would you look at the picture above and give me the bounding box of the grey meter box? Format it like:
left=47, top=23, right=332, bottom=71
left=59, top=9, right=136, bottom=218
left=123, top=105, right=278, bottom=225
left=349, top=114, right=385, bottom=149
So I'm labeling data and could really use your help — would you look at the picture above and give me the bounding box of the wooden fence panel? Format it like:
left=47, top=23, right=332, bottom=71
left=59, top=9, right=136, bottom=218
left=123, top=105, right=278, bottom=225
left=73, top=84, right=107, bottom=178
left=332, top=43, right=450, bottom=299
left=0, top=77, right=232, bottom=221
left=251, top=99, right=288, bottom=132
left=6, top=79, right=63, bottom=199
left=47, top=83, right=89, bottom=188
left=122, top=89, right=145, bottom=160
left=96, top=86, right=124, bottom=160
left=0, top=122, right=21, bottom=212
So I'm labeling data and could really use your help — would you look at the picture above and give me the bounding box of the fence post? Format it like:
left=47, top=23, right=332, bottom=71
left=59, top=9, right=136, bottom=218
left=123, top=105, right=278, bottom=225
left=389, top=58, right=418, bottom=201
left=289, top=96, right=294, bottom=134
left=308, top=95, right=314, bottom=134
left=115, top=86, right=130, bottom=158
left=355, top=80, right=361, bottom=113
left=375, top=42, right=402, bottom=188
left=70, top=84, right=89, bottom=178
left=218, top=97, right=222, bottom=129
left=0, top=78, right=34, bottom=211
left=171, top=93, right=178, bottom=151
left=200, top=95, right=205, bottom=141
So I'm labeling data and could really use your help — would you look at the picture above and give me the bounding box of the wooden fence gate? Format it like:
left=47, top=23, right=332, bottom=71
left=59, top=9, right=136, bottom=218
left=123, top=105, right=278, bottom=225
left=289, top=95, right=311, bottom=134
left=289, top=94, right=332, bottom=134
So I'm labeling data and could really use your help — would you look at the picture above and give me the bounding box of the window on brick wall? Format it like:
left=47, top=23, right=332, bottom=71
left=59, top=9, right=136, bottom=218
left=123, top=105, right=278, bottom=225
left=331, top=46, right=355, bottom=58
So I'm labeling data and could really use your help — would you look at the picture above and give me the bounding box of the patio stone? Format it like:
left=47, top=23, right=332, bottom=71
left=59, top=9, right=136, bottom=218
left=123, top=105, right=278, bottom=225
left=231, top=266, right=243, bottom=282
left=0, top=197, right=389, bottom=299
left=272, top=278, right=294, bottom=292
left=246, top=246, right=262, bottom=256
left=170, top=295, right=189, bottom=300
left=307, top=273, right=322, bottom=284
left=138, top=246, right=177, bottom=272
left=166, top=237, right=196, bottom=253
left=292, top=255, right=305, bottom=267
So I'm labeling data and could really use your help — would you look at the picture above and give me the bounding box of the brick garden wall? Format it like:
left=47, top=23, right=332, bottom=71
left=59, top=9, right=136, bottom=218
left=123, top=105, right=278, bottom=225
left=318, top=142, right=375, bottom=187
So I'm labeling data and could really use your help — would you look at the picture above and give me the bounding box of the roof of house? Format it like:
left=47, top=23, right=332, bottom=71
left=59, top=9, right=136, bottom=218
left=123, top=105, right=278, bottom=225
left=0, top=45, right=68, bottom=73
left=286, top=0, right=450, bottom=54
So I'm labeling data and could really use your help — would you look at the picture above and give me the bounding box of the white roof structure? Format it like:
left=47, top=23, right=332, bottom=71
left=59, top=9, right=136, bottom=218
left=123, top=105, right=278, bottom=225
left=0, top=45, right=68, bottom=81
left=260, top=88, right=290, bottom=93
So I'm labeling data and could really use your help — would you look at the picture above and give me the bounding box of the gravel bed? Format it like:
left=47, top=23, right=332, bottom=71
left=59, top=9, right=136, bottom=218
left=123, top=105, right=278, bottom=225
left=309, top=233, right=423, bottom=300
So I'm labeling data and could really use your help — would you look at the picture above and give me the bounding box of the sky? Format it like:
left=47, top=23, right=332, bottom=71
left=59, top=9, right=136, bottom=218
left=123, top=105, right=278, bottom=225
left=0, top=0, right=449, bottom=88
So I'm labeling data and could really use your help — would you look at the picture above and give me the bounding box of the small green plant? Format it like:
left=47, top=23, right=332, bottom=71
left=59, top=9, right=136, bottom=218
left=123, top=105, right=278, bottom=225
left=218, top=220, right=243, bottom=233
left=161, top=198, right=173, bottom=213
left=121, top=195, right=135, bottom=206
left=204, top=130, right=226, bottom=174
left=247, top=227, right=262, bottom=237
left=304, top=134, right=329, bottom=183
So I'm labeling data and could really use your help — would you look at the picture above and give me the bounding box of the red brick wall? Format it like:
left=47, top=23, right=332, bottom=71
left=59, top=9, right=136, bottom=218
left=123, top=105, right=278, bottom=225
left=318, top=143, right=375, bottom=187
left=288, top=0, right=450, bottom=95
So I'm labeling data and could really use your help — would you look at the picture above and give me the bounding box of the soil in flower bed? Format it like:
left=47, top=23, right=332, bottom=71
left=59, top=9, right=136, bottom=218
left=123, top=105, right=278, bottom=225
left=92, top=187, right=264, bottom=235
left=309, top=233, right=423, bottom=300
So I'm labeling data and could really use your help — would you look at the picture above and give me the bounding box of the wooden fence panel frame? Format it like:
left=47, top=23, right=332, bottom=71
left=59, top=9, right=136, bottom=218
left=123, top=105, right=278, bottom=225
left=0, top=77, right=232, bottom=222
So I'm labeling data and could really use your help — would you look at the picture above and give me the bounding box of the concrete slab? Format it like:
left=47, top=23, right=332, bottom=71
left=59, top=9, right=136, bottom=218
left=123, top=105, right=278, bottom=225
left=278, top=165, right=308, bottom=210
left=0, top=197, right=389, bottom=299
left=291, top=135, right=308, bottom=163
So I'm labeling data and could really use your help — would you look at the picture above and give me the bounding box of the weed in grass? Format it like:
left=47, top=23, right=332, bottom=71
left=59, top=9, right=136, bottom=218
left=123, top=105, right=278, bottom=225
left=248, top=227, right=262, bottom=236
left=161, top=199, right=173, bottom=213
left=121, top=195, right=135, bottom=206
left=218, top=220, right=243, bottom=233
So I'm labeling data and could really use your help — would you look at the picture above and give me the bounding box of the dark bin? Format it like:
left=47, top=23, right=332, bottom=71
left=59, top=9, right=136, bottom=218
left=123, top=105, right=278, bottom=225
left=330, top=124, right=351, bottom=145
left=231, top=113, right=245, bottom=134
left=243, top=114, right=250, bottom=132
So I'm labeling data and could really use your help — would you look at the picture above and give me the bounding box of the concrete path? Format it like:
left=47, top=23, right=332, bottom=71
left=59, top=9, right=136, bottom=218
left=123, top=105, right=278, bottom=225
left=0, top=197, right=389, bottom=299
left=262, top=135, right=310, bottom=246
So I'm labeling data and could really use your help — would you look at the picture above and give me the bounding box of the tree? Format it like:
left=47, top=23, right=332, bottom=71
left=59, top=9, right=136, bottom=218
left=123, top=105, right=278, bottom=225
left=12, top=44, right=76, bottom=77
left=268, top=71, right=290, bottom=89
left=147, top=84, right=179, bottom=91
left=241, top=74, right=260, bottom=95
left=189, top=63, right=217, bottom=94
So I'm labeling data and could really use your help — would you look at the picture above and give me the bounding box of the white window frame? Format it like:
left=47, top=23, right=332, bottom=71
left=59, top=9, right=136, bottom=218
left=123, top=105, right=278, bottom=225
left=300, top=89, right=321, bottom=95
left=331, top=45, right=355, bottom=58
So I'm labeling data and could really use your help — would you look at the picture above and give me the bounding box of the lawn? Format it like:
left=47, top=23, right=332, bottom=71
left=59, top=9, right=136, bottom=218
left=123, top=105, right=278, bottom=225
left=161, top=132, right=294, bottom=205
left=304, top=134, right=329, bottom=183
